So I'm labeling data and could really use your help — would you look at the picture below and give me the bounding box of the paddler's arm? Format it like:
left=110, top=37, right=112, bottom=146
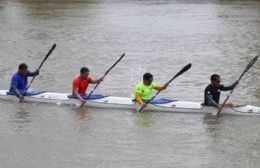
left=154, top=83, right=168, bottom=91
left=28, top=69, right=40, bottom=77
left=11, top=78, right=24, bottom=102
left=72, top=80, right=86, bottom=105
left=73, top=88, right=86, bottom=105
left=220, top=80, right=239, bottom=91
left=135, top=92, right=145, bottom=106
left=205, top=94, right=221, bottom=110
left=90, top=76, right=104, bottom=84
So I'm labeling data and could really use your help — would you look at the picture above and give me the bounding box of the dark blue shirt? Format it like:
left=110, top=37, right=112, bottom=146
left=9, top=71, right=38, bottom=97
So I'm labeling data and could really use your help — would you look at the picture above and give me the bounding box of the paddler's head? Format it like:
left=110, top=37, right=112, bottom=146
left=80, top=67, right=90, bottom=79
left=143, top=73, right=153, bottom=86
left=18, top=63, right=28, bottom=76
left=211, top=74, right=221, bottom=87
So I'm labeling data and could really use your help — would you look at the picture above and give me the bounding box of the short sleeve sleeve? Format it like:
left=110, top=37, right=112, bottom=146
left=88, top=76, right=93, bottom=83
left=73, top=78, right=79, bottom=90
left=151, top=82, right=157, bottom=89
left=135, top=84, right=142, bottom=94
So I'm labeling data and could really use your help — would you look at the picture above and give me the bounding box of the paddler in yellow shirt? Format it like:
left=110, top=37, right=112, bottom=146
left=134, top=73, right=168, bottom=107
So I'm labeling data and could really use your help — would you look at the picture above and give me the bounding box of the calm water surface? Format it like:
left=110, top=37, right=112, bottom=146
left=0, top=0, right=260, bottom=167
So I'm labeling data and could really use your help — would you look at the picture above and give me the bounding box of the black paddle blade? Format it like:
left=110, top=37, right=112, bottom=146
left=169, top=63, right=192, bottom=83
left=239, top=55, right=259, bottom=80
left=44, top=43, right=56, bottom=61
left=113, top=53, right=125, bottom=68
left=104, top=53, right=125, bottom=76
left=39, top=43, right=56, bottom=69
left=180, top=63, right=192, bottom=74
left=50, top=43, right=56, bottom=52
left=246, top=55, right=258, bottom=70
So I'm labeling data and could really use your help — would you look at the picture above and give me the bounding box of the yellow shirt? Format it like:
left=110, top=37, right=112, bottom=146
left=135, top=82, right=157, bottom=100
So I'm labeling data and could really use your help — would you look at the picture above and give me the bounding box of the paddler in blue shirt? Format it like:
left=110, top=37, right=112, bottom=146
left=9, top=63, right=39, bottom=102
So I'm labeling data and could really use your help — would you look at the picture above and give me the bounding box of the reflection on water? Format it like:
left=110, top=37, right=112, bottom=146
left=203, top=113, right=223, bottom=137
left=73, top=107, right=91, bottom=133
left=9, top=107, right=32, bottom=132
left=202, top=114, right=260, bottom=168
left=134, top=112, right=154, bottom=128
left=75, top=107, right=91, bottom=121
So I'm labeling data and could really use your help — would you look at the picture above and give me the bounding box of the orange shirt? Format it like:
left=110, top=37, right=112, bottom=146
left=73, top=75, right=93, bottom=95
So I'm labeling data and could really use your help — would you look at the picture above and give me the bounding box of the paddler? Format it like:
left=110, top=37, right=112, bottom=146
left=72, top=67, right=103, bottom=104
left=134, top=73, right=168, bottom=107
left=204, top=74, right=239, bottom=110
left=9, top=63, right=39, bottom=102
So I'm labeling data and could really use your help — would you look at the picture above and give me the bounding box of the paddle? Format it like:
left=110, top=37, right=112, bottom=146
left=24, top=44, right=56, bottom=96
left=216, top=55, right=259, bottom=117
left=138, top=63, right=192, bottom=112
left=80, top=53, right=125, bottom=107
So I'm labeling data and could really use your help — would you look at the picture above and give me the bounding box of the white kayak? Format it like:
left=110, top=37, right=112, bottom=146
left=0, top=89, right=259, bottom=116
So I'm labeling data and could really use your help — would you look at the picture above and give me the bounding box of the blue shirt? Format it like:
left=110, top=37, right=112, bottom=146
left=9, top=71, right=38, bottom=97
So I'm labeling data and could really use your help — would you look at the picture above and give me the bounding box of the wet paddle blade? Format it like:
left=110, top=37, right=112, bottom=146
left=239, top=55, right=258, bottom=80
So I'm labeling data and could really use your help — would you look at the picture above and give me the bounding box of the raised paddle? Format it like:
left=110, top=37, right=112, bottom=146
left=216, top=55, right=259, bottom=117
left=24, top=43, right=56, bottom=96
left=80, top=53, right=125, bottom=107
left=138, top=63, right=192, bottom=112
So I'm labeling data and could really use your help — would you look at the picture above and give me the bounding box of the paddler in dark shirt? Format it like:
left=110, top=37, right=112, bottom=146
left=204, top=74, right=239, bottom=110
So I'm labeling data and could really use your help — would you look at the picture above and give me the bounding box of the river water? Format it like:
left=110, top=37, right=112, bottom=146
left=0, top=0, right=259, bottom=167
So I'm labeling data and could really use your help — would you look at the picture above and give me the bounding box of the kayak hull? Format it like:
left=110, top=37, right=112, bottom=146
left=0, top=90, right=259, bottom=115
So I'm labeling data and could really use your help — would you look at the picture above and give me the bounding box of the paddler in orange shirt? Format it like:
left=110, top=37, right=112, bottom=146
left=72, top=67, right=103, bottom=104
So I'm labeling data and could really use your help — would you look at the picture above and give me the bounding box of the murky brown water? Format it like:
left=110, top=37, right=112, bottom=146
left=0, top=0, right=260, bottom=167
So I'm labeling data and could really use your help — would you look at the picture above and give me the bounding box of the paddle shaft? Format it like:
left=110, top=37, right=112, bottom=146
left=216, top=55, right=259, bottom=117
left=79, top=53, right=125, bottom=107
left=24, top=44, right=56, bottom=96
left=138, top=63, right=192, bottom=112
